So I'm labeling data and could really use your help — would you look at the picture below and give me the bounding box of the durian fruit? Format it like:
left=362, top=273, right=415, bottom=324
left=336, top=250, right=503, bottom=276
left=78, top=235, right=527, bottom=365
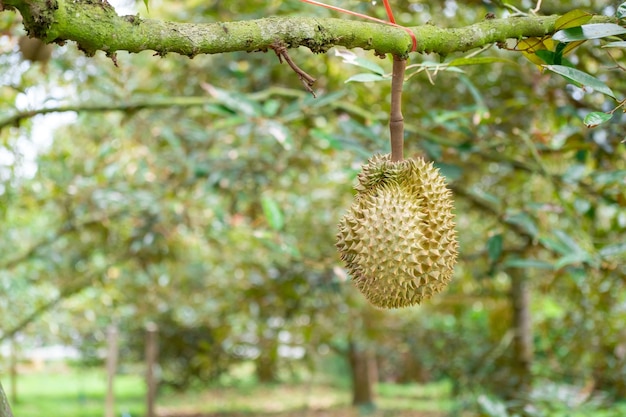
left=336, top=154, right=458, bottom=308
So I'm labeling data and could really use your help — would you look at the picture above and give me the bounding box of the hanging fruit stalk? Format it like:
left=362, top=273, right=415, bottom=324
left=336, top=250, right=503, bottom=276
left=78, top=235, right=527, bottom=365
left=389, top=56, right=407, bottom=162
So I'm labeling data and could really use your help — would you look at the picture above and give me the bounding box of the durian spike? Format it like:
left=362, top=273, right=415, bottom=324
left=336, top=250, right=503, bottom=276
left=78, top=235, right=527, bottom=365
left=390, top=57, right=407, bottom=162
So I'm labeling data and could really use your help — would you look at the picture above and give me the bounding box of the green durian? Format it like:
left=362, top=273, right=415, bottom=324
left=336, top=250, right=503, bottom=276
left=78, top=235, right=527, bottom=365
left=336, top=154, right=458, bottom=308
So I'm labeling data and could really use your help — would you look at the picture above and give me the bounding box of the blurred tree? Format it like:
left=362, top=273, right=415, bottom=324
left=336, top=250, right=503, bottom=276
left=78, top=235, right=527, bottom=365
left=1, top=1, right=626, bottom=416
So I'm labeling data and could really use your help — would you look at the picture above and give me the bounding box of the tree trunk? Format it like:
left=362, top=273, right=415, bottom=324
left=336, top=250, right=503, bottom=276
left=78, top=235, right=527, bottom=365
left=145, top=323, right=159, bottom=417
left=397, top=351, right=431, bottom=383
left=348, top=341, right=376, bottom=408
left=105, top=325, right=118, bottom=417
left=256, top=337, right=278, bottom=383
left=508, top=269, right=533, bottom=400
left=9, top=338, right=17, bottom=405
left=0, top=382, right=13, bottom=417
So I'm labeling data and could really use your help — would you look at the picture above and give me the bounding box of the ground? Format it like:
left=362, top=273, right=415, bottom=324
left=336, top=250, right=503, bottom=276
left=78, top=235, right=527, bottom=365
left=159, top=409, right=444, bottom=417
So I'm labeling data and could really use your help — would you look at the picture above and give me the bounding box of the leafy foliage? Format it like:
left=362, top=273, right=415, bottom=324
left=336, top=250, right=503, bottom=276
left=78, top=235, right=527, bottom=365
left=1, top=0, right=626, bottom=415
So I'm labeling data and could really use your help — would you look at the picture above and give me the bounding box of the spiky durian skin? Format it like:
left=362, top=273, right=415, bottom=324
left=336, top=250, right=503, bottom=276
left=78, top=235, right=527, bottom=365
left=336, top=154, right=458, bottom=308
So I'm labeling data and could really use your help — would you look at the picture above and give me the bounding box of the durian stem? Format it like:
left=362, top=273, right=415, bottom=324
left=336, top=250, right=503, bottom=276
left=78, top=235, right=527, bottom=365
left=390, top=56, right=406, bottom=162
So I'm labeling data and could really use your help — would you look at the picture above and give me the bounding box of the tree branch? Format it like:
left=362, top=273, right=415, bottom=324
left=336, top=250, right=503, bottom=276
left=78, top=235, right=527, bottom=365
left=0, top=253, right=132, bottom=344
left=450, top=183, right=620, bottom=277
left=1, top=0, right=615, bottom=58
left=0, top=281, right=84, bottom=343
left=0, top=89, right=379, bottom=130
left=0, top=207, right=134, bottom=272
left=0, top=97, right=219, bottom=130
left=450, top=184, right=534, bottom=244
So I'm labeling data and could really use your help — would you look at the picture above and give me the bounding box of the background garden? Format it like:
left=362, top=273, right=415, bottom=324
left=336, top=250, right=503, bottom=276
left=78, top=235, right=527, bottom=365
left=1, top=0, right=625, bottom=416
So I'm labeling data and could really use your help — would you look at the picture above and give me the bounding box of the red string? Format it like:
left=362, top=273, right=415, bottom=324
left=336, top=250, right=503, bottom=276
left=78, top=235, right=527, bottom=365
left=299, top=0, right=417, bottom=52
left=382, top=0, right=396, bottom=24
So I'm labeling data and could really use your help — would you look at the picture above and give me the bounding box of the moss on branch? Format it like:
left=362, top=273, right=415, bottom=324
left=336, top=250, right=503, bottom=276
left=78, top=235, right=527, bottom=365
left=1, top=0, right=616, bottom=58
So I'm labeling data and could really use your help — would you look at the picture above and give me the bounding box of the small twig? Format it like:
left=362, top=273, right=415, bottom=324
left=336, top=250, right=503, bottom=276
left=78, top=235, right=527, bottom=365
left=107, top=52, right=119, bottom=67
left=605, top=49, right=626, bottom=72
left=607, top=98, right=626, bottom=115
left=271, top=42, right=317, bottom=97
left=502, top=3, right=527, bottom=17
left=530, top=0, right=543, bottom=14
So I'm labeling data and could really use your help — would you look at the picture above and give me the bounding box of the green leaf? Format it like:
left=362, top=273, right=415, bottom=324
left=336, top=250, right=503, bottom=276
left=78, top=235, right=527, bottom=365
left=311, top=129, right=372, bottom=157
left=539, top=45, right=578, bottom=66
left=617, top=2, right=626, bottom=19
left=554, top=230, right=584, bottom=254
left=591, top=169, right=626, bottom=185
left=470, top=188, right=501, bottom=206
left=345, top=73, right=386, bottom=83
left=539, top=237, right=570, bottom=256
left=212, top=115, right=247, bottom=130
left=143, top=0, right=150, bottom=12
left=553, top=42, right=570, bottom=64
left=504, top=211, right=539, bottom=237
left=560, top=40, right=586, bottom=56
left=554, top=252, right=592, bottom=269
left=311, top=129, right=343, bottom=150
left=555, top=9, right=593, bottom=30
left=562, top=164, right=587, bottom=183
left=543, top=65, right=616, bottom=99
left=262, top=99, right=280, bottom=117
left=261, top=196, right=284, bottom=231
left=543, top=230, right=595, bottom=269
left=421, top=140, right=442, bottom=160
left=535, top=50, right=557, bottom=65
left=458, top=74, right=489, bottom=121
left=553, top=24, right=626, bottom=42
left=340, top=119, right=385, bottom=144
left=477, top=395, right=509, bottom=417
left=411, top=61, right=466, bottom=74
left=335, top=49, right=385, bottom=75
left=264, top=120, right=293, bottom=150
left=487, top=234, right=503, bottom=262
left=304, top=91, right=346, bottom=109
left=447, top=56, right=516, bottom=67
left=583, top=111, right=613, bottom=128
left=599, top=242, right=626, bottom=258
left=573, top=198, right=591, bottom=214
left=517, top=37, right=550, bottom=66
left=504, top=258, right=554, bottom=270
left=602, top=41, right=626, bottom=48
left=205, top=86, right=263, bottom=117
left=434, top=163, right=462, bottom=181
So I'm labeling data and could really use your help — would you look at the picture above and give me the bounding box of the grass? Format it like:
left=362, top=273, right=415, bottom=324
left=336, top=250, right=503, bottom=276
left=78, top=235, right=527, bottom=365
left=7, top=366, right=626, bottom=417
left=158, top=382, right=452, bottom=415
left=377, top=381, right=455, bottom=412
left=158, top=384, right=350, bottom=415
left=8, top=367, right=145, bottom=417
left=5, top=365, right=452, bottom=417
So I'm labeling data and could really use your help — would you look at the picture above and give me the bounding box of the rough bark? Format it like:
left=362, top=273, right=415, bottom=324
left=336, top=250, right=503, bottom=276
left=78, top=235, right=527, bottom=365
left=0, top=0, right=615, bottom=58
